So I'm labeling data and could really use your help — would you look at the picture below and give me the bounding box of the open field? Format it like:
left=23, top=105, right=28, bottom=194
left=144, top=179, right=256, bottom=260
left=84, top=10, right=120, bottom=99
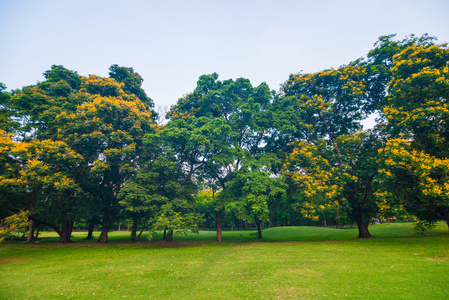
left=1, top=223, right=448, bottom=299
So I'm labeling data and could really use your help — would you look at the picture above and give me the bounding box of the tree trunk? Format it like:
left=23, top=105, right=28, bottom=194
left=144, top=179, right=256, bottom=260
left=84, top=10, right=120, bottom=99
left=355, top=215, right=372, bottom=238
left=58, top=215, right=73, bottom=243
left=131, top=216, right=138, bottom=242
left=377, top=214, right=383, bottom=224
left=216, top=214, right=223, bottom=242
left=166, top=230, right=173, bottom=242
left=255, top=218, right=262, bottom=239
left=86, top=224, right=94, bottom=240
left=137, top=215, right=149, bottom=240
left=27, top=219, right=36, bottom=242
left=163, top=228, right=167, bottom=240
left=97, top=220, right=109, bottom=243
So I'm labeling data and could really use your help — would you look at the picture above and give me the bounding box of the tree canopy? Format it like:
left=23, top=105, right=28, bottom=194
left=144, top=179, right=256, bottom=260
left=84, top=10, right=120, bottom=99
left=1, top=34, right=449, bottom=244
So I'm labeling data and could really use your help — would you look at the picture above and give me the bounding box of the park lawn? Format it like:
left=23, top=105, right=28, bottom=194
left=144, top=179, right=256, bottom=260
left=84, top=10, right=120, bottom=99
left=0, top=223, right=448, bottom=299
left=26, top=221, right=449, bottom=243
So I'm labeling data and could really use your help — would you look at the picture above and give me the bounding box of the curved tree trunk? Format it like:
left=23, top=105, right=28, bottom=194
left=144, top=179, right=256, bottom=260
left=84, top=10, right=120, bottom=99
left=86, top=224, right=94, bottom=240
left=27, top=219, right=36, bottom=242
left=137, top=215, right=149, bottom=240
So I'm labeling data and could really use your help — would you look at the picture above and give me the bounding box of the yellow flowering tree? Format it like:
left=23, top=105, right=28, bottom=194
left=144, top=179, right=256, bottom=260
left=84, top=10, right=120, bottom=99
left=279, top=64, right=383, bottom=238
left=0, top=130, right=83, bottom=243
left=55, top=75, right=157, bottom=243
left=284, top=131, right=382, bottom=238
left=2, top=65, right=156, bottom=243
left=380, top=42, right=449, bottom=228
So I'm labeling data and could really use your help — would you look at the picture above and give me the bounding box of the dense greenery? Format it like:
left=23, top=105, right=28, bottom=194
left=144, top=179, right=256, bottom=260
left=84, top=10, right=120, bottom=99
left=1, top=34, right=448, bottom=243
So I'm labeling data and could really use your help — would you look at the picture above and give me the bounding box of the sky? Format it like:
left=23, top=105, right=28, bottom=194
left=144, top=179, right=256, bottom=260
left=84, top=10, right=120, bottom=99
left=1, top=0, right=448, bottom=114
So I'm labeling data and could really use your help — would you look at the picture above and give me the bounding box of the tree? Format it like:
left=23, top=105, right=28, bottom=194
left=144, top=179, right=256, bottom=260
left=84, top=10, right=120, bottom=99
left=2, top=65, right=156, bottom=243
left=279, top=64, right=382, bottom=238
left=379, top=42, right=449, bottom=228
left=55, top=75, right=156, bottom=243
left=142, top=116, right=229, bottom=241
left=168, top=73, right=275, bottom=241
left=225, top=169, right=286, bottom=238
left=118, top=171, right=154, bottom=242
left=0, top=133, right=83, bottom=243
left=119, top=153, right=201, bottom=242
left=284, top=131, right=382, bottom=238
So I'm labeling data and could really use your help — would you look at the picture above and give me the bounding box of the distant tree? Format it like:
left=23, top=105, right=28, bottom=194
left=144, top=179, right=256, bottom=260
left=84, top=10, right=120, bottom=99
left=225, top=169, right=286, bottom=238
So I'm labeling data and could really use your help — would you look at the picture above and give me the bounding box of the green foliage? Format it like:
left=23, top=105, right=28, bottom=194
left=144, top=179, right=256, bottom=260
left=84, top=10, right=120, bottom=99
left=226, top=171, right=286, bottom=223
left=109, top=64, right=153, bottom=108
left=2, top=33, right=449, bottom=243
left=0, top=83, right=15, bottom=132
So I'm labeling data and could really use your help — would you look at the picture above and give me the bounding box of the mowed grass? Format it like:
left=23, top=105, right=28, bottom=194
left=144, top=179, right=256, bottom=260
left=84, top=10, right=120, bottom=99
left=1, top=223, right=448, bottom=299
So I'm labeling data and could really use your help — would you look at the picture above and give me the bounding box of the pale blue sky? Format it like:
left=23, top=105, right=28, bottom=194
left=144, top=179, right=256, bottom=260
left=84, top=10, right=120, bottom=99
left=1, top=0, right=448, bottom=111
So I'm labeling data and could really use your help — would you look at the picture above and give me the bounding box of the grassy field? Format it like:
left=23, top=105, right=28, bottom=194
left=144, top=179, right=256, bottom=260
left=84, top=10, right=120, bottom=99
left=1, top=223, right=448, bottom=299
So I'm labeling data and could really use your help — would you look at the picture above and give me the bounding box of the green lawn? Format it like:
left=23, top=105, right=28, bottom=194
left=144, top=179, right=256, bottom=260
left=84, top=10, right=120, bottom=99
left=1, top=223, right=448, bottom=299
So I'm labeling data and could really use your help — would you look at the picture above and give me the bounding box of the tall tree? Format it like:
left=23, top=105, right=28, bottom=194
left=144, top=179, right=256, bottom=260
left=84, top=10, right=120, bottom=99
left=142, top=116, right=230, bottom=241
left=1, top=66, right=86, bottom=242
left=168, top=73, right=275, bottom=241
left=2, top=65, right=156, bottom=243
left=55, top=75, right=156, bottom=243
left=379, top=42, right=449, bottom=228
left=279, top=63, right=382, bottom=238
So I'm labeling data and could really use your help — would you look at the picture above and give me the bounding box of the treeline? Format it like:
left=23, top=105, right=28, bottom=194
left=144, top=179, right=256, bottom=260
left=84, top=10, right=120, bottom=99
left=1, top=34, right=448, bottom=243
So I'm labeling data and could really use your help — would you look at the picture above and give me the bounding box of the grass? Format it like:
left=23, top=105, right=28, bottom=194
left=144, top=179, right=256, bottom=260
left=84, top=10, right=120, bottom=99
left=1, top=223, right=448, bottom=299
